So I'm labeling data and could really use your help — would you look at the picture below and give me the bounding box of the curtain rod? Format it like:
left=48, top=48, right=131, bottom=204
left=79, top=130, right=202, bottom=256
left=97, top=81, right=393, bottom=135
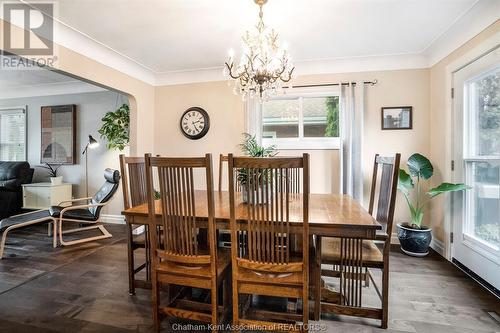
left=283, top=79, right=378, bottom=89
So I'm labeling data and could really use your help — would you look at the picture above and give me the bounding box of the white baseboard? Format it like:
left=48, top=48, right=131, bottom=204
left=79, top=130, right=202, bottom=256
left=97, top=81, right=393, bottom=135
left=430, top=238, right=445, bottom=257
left=391, top=232, right=399, bottom=245
left=101, top=214, right=125, bottom=224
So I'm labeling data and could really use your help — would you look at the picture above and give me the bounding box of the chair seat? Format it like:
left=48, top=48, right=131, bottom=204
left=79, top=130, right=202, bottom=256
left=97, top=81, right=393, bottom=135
left=49, top=206, right=97, bottom=221
left=157, top=250, right=231, bottom=282
left=321, top=237, right=383, bottom=267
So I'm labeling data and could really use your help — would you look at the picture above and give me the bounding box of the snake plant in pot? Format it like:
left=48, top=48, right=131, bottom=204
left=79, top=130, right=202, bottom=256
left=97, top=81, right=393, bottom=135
left=397, top=153, right=470, bottom=257
left=237, top=133, right=277, bottom=204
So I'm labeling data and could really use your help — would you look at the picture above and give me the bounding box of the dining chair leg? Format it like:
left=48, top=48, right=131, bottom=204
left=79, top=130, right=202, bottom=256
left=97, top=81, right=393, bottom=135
left=211, top=279, right=218, bottom=332
left=314, top=236, right=322, bottom=321
left=381, top=249, right=390, bottom=329
left=303, top=289, right=309, bottom=332
left=145, top=225, right=151, bottom=283
left=232, top=278, right=240, bottom=332
left=222, top=276, right=230, bottom=323
left=152, top=272, right=160, bottom=332
left=126, top=222, right=135, bottom=295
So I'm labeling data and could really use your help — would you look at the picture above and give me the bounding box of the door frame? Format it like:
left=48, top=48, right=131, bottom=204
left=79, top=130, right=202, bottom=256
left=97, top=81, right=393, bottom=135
left=443, top=31, right=500, bottom=261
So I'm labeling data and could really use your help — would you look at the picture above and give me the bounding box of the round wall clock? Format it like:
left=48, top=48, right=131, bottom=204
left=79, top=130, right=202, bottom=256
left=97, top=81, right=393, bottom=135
left=180, top=107, right=210, bottom=140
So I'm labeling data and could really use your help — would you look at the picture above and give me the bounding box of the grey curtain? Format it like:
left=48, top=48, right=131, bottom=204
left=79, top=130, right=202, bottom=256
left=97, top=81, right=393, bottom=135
left=339, top=82, right=365, bottom=201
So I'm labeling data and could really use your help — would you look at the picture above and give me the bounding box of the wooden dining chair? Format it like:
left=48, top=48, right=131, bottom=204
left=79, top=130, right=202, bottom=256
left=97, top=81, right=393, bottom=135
left=315, top=153, right=400, bottom=328
left=145, top=154, right=231, bottom=332
left=228, top=153, right=310, bottom=332
left=119, top=154, right=151, bottom=295
left=218, top=154, right=241, bottom=192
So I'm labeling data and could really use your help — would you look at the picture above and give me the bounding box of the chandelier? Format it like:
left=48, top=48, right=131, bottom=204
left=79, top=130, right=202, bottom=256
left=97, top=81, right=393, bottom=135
left=224, top=0, right=295, bottom=101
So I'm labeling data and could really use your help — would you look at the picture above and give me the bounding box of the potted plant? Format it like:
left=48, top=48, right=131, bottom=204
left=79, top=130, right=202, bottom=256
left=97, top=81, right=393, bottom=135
left=40, top=163, right=63, bottom=185
left=397, top=153, right=470, bottom=257
left=237, top=133, right=277, bottom=204
left=98, top=104, right=130, bottom=151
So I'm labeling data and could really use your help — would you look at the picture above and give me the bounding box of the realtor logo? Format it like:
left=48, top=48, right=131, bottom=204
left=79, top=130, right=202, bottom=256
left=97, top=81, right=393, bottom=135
left=2, top=2, right=54, bottom=55
left=1, top=2, right=57, bottom=69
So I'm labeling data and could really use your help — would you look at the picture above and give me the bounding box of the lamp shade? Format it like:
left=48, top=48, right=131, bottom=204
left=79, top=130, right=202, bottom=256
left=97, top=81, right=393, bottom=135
left=88, top=135, right=99, bottom=149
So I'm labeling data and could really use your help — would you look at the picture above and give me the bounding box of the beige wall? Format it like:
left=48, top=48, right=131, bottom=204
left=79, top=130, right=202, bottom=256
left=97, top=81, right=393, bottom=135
left=154, top=69, right=431, bottom=233
left=429, top=19, right=500, bottom=243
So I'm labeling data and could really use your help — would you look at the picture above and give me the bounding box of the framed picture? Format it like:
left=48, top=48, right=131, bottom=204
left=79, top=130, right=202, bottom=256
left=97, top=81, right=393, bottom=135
left=40, top=104, right=76, bottom=164
left=381, top=106, right=412, bottom=130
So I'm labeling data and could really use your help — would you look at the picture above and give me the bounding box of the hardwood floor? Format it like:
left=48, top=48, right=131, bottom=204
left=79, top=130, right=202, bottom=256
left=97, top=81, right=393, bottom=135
left=0, top=223, right=498, bottom=332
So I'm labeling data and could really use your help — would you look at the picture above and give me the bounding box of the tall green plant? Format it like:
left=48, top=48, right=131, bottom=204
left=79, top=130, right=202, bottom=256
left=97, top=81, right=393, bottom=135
left=398, top=153, right=470, bottom=229
left=98, top=104, right=130, bottom=151
left=239, top=133, right=277, bottom=157
left=237, top=133, right=277, bottom=186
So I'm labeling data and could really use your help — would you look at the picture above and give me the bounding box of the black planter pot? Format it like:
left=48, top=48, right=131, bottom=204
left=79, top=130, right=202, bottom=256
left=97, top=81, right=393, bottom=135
left=397, top=223, right=432, bottom=257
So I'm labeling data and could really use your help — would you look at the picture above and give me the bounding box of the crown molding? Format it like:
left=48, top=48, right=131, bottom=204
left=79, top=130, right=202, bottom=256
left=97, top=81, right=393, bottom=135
left=53, top=20, right=157, bottom=85
left=3, top=1, right=498, bottom=87
left=0, top=81, right=106, bottom=99
left=155, top=53, right=429, bottom=86
left=423, top=0, right=500, bottom=67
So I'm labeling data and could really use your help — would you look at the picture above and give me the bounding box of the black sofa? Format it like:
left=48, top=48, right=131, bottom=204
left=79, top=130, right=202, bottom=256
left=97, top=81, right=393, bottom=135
left=0, top=162, right=34, bottom=220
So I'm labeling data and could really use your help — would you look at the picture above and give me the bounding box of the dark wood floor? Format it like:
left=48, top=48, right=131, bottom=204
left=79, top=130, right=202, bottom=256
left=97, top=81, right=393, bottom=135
left=0, top=223, right=498, bottom=332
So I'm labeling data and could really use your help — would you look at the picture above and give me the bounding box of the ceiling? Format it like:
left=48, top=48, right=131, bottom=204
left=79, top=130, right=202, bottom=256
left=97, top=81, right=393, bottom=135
left=2, top=0, right=498, bottom=85
left=0, top=55, right=106, bottom=99
left=0, top=65, right=74, bottom=90
left=47, top=0, right=478, bottom=73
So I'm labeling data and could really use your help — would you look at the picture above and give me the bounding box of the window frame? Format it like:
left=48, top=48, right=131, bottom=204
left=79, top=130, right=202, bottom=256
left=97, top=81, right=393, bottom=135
left=462, top=66, right=500, bottom=255
left=0, top=106, right=28, bottom=161
left=260, top=89, right=340, bottom=150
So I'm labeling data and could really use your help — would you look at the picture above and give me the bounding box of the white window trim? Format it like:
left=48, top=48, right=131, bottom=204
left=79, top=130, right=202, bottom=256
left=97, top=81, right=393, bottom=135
left=259, top=88, right=340, bottom=150
left=0, top=105, right=28, bottom=161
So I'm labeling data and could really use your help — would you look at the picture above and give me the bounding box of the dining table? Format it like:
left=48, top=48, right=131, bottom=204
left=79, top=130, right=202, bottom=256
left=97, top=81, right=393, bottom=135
left=122, top=190, right=381, bottom=238
left=122, top=190, right=382, bottom=320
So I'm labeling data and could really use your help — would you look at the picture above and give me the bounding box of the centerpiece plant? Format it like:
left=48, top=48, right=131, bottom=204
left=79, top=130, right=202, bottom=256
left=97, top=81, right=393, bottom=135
left=237, top=133, right=277, bottom=203
left=397, top=153, right=470, bottom=256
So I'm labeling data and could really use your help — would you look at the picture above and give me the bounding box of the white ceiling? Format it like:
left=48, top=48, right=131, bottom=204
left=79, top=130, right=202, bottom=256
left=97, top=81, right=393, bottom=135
left=0, top=56, right=106, bottom=99
left=3, top=0, right=499, bottom=85
left=50, top=0, right=478, bottom=73
left=0, top=66, right=73, bottom=90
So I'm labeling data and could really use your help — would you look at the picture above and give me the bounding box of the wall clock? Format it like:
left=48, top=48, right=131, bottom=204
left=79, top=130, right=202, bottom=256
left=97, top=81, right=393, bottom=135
left=180, top=107, right=210, bottom=140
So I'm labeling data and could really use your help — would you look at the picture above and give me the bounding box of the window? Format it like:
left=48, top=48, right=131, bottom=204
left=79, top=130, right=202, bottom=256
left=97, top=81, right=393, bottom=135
left=261, top=93, right=340, bottom=149
left=464, top=66, right=500, bottom=251
left=0, top=107, right=27, bottom=161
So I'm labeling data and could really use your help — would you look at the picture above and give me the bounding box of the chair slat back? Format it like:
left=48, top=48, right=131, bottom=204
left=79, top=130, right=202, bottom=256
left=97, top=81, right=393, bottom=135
left=228, top=155, right=309, bottom=266
left=119, top=155, right=148, bottom=210
left=219, top=154, right=241, bottom=192
left=368, top=154, right=401, bottom=235
left=283, top=167, right=301, bottom=194
left=145, top=154, right=216, bottom=266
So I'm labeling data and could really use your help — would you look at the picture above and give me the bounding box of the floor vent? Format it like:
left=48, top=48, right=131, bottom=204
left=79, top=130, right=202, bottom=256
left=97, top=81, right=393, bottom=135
left=452, top=258, right=500, bottom=298
left=486, top=311, right=500, bottom=325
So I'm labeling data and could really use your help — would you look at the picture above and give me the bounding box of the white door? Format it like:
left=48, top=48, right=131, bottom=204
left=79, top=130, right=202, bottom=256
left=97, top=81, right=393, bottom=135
left=452, top=46, right=500, bottom=292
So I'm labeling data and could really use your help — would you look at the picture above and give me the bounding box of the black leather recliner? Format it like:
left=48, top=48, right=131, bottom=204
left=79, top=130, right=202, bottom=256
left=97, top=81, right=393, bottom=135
left=48, top=168, right=120, bottom=221
left=0, top=162, right=34, bottom=220
left=49, top=168, right=120, bottom=246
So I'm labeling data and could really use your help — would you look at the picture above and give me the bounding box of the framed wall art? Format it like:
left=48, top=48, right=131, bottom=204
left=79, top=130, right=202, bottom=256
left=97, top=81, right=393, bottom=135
left=381, top=106, right=412, bottom=130
left=40, top=104, right=76, bottom=164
